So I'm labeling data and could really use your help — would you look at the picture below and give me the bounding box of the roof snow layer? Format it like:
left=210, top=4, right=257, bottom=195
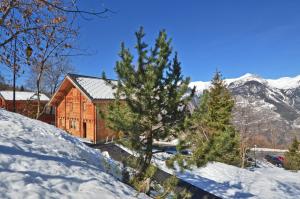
left=0, top=91, right=49, bottom=101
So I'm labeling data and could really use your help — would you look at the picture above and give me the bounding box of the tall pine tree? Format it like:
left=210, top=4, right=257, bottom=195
left=185, top=71, right=241, bottom=167
left=104, top=27, right=194, bottom=177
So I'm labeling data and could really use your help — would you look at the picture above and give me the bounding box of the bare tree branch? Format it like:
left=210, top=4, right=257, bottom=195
left=38, top=0, right=114, bottom=18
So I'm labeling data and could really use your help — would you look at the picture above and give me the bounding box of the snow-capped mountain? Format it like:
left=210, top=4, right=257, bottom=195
left=190, top=73, right=300, bottom=148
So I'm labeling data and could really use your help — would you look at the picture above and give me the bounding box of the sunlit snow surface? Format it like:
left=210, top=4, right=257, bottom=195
left=0, top=109, right=148, bottom=199
left=118, top=144, right=300, bottom=199
left=154, top=154, right=300, bottom=199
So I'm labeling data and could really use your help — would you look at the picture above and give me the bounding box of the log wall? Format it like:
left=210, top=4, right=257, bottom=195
left=56, top=85, right=116, bottom=143
left=0, top=98, right=53, bottom=124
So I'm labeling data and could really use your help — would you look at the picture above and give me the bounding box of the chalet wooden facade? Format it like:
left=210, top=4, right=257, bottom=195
left=49, top=74, right=117, bottom=143
left=0, top=91, right=54, bottom=124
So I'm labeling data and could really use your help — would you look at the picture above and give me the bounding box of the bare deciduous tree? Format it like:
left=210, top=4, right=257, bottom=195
left=232, top=98, right=257, bottom=168
left=27, top=57, right=74, bottom=116
left=27, top=57, right=74, bottom=95
left=29, top=18, right=76, bottom=118
left=0, top=0, right=111, bottom=49
left=1, top=0, right=111, bottom=116
left=44, top=58, right=74, bottom=96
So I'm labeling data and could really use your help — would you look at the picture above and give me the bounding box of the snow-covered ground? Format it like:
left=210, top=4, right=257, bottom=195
left=117, top=144, right=300, bottom=199
left=0, top=109, right=148, bottom=199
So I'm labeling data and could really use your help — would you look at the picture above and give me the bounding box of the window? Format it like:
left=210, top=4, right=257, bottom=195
left=73, top=120, right=76, bottom=129
left=60, top=118, right=65, bottom=127
left=83, top=102, right=86, bottom=111
left=69, top=120, right=76, bottom=129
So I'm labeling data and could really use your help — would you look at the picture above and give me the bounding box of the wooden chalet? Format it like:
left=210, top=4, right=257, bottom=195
left=49, top=73, right=118, bottom=143
left=0, top=90, right=54, bottom=124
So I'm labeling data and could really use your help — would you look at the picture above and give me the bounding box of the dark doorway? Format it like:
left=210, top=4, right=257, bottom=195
left=83, top=122, right=87, bottom=138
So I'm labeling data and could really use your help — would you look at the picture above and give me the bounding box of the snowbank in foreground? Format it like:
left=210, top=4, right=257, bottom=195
left=0, top=109, right=148, bottom=199
left=117, top=144, right=300, bottom=199
left=152, top=153, right=300, bottom=199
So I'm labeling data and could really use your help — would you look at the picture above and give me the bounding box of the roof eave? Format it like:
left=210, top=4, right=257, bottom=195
left=49, top=75, right=94, bottom=106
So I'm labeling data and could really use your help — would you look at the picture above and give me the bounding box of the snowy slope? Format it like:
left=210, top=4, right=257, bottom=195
left=117, top=144, right=300, bottom=199
left=152, top=153, right=300, bottom=199
left=0, top=109, right=148, bottom=199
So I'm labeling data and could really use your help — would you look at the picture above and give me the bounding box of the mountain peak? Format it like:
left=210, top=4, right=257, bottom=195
left=240, top=73, right=256, bottom=78
left=236, top=73, right=262, bottom=80
left=190, top=73, right=300, bottom=91
left=225, top=73, right=265, bottom=86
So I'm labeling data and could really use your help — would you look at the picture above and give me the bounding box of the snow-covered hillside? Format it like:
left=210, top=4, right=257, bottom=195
left=165, top=161, right=300, bottom=199
left=118, top=144, right=300, bottom=199
left=153, top=152, right=300, bottom=199
left=0, top=109, right=148, bottom=199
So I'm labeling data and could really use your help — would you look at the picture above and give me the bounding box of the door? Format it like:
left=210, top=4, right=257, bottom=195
left=83, top=122, right=87, bottom=138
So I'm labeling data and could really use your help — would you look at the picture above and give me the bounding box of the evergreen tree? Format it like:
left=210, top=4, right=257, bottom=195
left=104, top=27, right=194, bottom=178
left=284, top=137, right=300, bottom=171
left=184, top=71, right=241, bottom=167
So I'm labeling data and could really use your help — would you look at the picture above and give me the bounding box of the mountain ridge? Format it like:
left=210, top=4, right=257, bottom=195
left=190, top=73, right=300, bottom=93
left=190, top=73, right=300, bottom=148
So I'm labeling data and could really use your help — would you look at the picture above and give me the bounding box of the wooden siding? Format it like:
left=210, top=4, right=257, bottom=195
left=0, top=98, right=53, bottom=124
left=95, top=102, right=118, bottom=141
left=55, top=84, right=116, bottom=143
left=0, top=97, right=5, bottom=108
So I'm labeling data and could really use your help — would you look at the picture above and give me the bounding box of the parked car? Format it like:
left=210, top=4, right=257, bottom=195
left=265, top=155, right=283, bottom=167
left=277, top=156, right=284, bottom=162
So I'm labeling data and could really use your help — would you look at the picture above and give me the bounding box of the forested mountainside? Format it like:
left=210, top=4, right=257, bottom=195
left=190, top=73, right=300, bottom=148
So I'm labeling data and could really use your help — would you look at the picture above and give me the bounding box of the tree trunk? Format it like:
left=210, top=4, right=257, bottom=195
left=36, top=62, right=44, bottom=119
left=36, top=77, right=41, bottom=119
left=241, top=144, right=246, bottom=168
left=12, top=38, right=17, bottom=112
left=138, top=132, right=153, bottom=177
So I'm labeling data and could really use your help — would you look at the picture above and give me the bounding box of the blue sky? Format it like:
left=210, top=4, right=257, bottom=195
left=3, top=0, right=300, bottom=85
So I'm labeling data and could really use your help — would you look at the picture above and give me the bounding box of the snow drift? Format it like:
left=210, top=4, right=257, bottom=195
left=118, top=144, right=300, bottom=199
left=153, top=152, right=300, bottom=199
left=0, top=108, right=148, bottom=199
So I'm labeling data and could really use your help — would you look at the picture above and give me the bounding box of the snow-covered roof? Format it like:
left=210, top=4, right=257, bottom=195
left=68, top=74, right=117, bottom=100
left=0, top=91, right=49, bottom=101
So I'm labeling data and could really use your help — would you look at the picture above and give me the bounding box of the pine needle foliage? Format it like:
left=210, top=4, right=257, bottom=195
left=284, top=137, right=300, bottom=171
left=181, top=71, right=241, bottom=167
left=103, top=27, right=194, bottom=177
